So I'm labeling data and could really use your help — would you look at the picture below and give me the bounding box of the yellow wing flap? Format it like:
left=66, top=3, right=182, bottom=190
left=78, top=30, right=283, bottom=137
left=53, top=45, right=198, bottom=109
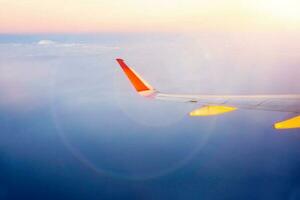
left=274, top=115, right=300, bottom=129
left=190, top=105, right=237, bottom=116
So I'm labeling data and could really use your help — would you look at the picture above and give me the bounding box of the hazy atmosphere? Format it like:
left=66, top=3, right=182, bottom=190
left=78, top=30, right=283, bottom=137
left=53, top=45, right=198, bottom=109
left=0, top=0, right=300, bottom=199
left=0, top=32, right=299, bottom=199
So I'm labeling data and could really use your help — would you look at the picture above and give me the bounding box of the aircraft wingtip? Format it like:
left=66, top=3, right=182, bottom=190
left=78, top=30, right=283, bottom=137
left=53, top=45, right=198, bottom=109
left=116, top=58, right=124, bottom=62
left=115, top=58, right=156, bottom=93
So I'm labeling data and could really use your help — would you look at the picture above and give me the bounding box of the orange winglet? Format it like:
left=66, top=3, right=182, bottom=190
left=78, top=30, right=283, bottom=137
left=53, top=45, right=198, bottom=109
left=116, top=58, right=153, bottom=92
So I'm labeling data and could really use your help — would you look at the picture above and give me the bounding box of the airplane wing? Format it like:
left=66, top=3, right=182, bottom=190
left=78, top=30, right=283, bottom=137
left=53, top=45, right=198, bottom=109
left=116, top=58, right=300, bottom=129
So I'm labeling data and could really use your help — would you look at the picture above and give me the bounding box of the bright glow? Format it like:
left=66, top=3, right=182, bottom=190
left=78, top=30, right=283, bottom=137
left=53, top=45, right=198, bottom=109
left=0, top=0, right=300, bottom=33
left=254, top=0, right=300, bottom=21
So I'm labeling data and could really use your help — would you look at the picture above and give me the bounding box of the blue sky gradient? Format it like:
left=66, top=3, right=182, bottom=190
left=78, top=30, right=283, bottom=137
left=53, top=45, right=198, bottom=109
left=0, top=33, right=299, bottom=200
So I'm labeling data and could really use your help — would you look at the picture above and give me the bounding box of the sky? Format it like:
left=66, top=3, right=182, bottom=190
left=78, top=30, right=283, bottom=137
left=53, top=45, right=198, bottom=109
left=0, top=32, right=299, bottom=200
left=1, top=0, right=300, bottom=33
left=0, top=1, right=300, bottom=200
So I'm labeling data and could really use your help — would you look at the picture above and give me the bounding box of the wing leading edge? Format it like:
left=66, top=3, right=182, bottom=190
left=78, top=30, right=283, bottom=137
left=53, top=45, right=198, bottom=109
left=116, top=58, right=300, bottom=129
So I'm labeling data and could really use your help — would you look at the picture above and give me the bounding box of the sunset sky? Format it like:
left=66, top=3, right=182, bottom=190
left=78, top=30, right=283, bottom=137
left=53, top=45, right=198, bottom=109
left=1, top=0, right=300, bottom=33
left=1, top=1, right=300, bottom=200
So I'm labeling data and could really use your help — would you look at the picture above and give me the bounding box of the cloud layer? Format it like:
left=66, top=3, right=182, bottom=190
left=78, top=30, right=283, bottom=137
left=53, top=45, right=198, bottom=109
left=0, top=40, right=119, bottom=58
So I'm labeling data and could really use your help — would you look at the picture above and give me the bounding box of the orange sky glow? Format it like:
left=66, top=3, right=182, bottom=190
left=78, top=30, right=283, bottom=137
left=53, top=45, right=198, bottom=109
left=1, top=0, right=300, bottom=33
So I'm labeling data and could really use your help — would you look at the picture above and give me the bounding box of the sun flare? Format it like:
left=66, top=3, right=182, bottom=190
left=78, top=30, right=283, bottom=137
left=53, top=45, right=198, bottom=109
left=256, top=0, right=300, bottom=21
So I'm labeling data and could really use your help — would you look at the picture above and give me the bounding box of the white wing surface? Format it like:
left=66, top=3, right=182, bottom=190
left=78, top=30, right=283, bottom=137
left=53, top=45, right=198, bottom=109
left=116, top=58, right=300, bottom=129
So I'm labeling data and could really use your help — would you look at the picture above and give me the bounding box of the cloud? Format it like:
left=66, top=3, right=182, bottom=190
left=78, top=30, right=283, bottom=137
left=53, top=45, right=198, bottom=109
left=37, top=40, right=57, bottom=45
left=0, top=40, right=119, bottom=58
left=0, top=39, right=120, bottom=110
